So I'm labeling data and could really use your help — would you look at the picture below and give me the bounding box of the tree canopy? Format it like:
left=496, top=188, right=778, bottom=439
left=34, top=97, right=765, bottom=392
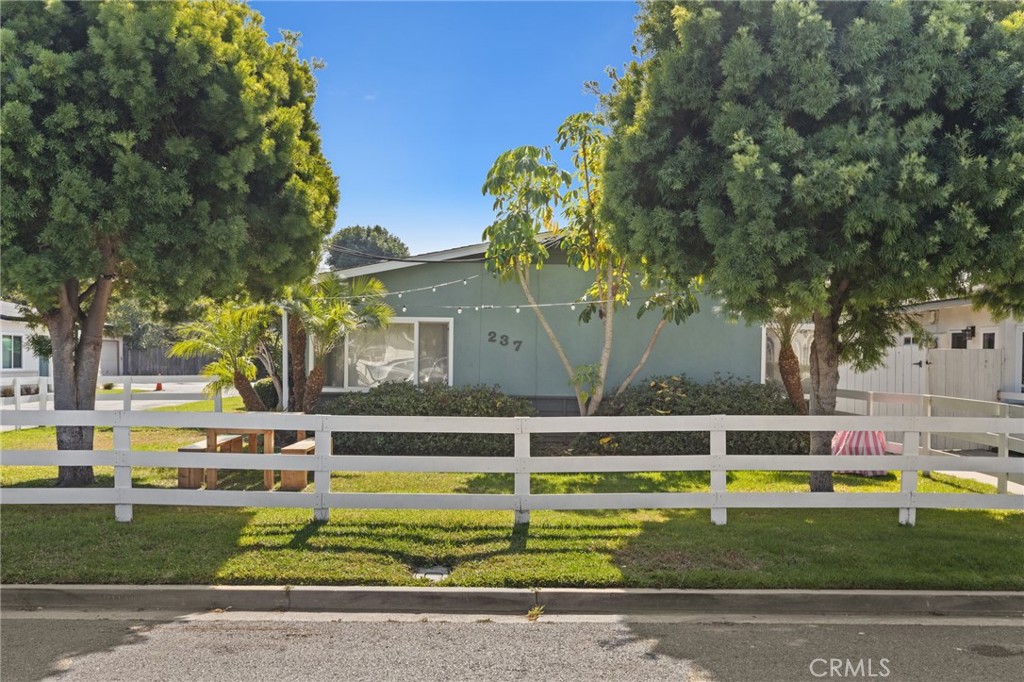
left=327, top=225, right=410, bottom=270
left=0, top=0, right=338, bottom=484
left=483, top=112, right=699, bottom=416
left=603, top=0, right=1024, bottom=490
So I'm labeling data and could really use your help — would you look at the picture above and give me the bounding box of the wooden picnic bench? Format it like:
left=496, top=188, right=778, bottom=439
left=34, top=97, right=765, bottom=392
left=177, top=434, right=245, bottom=489
left=279, top=437, right=317, bottom=491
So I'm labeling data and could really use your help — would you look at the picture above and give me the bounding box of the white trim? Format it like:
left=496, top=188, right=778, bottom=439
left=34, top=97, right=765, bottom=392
left=1015, top=324, right=1024, bottom=393
left=759, top=325, right=767, bottom=384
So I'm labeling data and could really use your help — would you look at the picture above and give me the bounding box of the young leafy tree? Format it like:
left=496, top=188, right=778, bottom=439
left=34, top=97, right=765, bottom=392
left=0, top=1, right=338, bottom=485
left=603, top=1, right=1024, bottom=490
left=283, top=275, right=392, bottom=412
left=326, top=225, right=411, bottom=270
left=483, top=112, right=699, bottom=416
left=170, top=301, right=274, bottom=413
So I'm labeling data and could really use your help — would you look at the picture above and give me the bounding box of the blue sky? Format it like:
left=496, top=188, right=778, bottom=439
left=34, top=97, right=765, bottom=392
left=252, top=1, right=640, bottom=255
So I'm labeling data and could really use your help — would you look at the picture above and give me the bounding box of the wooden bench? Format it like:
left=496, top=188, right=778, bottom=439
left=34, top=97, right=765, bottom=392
left=177, top=434, right=245, bottom=489
left=279, top=438, right=316, bottom=491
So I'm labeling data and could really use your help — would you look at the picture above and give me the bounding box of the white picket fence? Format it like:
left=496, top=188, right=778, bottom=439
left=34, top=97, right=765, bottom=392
left=1, top=406, right=1020, bottom=527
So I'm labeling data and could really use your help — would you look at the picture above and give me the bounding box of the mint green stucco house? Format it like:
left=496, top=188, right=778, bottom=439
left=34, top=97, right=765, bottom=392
left=324, top=242, right=764, bottom=414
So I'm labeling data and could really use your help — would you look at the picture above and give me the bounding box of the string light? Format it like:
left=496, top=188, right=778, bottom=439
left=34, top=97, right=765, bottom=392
left=515, top=306, right=521, bottom=314
left=457, top=307, right=463, bottom=314
left=401, top=305, right=407, bottom=313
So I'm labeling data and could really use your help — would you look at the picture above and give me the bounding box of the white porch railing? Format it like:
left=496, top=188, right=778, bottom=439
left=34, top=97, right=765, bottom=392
left=1, top=409, right=1020, bottom=527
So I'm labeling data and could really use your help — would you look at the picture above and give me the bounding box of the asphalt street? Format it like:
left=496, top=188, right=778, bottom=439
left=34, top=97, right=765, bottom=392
left=2, top=611, right=1021, bottom=682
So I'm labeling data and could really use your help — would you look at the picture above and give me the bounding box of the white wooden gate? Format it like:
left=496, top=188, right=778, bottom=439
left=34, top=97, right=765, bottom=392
left=838, top=344, right=927, bottom=416
left=928, top=350, right=1005, bottom=451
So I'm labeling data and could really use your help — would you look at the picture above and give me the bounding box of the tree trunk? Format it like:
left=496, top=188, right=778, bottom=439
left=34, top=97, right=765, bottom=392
left=47, top=275, right=114, bottom=487
left=288, top=316, right=307, bottom=411
left=233, top=371, right=267, bottom=412
left=515, top=266, right=586, bottom=415
left=616, top=317, right=668, bottom=397
left=586, top=266, right=615, bottom=416
left=302, top=363, right=325, bottom=413
left=807, top=308, right=841, bottom=492
left=778, top=342, right=807, bottom=414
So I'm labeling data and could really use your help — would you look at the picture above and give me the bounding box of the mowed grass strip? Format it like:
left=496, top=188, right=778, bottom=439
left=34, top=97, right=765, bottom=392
left=1, top=406, right=1021, bottom=589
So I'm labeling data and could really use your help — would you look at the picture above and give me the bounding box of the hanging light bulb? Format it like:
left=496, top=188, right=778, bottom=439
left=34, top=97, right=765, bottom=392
left=515, top=306, right=521, bottom=314
left=397, top=292, right=402, bottom=299
left=570, top=303, right=576, bottom=311
left=457, top=307, right=463, bottom=314
left=462, top=279, right=468, bottom=285
left=475, top=306, right=480, bottom=312
left=401, top=306, right=407, bottom=313
left=432, top=287, right=437, bottom=293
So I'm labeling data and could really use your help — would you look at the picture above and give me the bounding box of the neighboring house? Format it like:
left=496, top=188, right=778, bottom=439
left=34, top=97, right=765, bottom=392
left=764, top=297, right=1024, bottom=404
left=328, top=242, right=764, bottom=414
left=0, top=300, right=123, bottom=384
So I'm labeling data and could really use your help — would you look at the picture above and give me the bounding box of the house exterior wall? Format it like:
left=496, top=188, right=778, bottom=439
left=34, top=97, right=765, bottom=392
left=1, top=301, right=46, bottom=381
left=330, top=261, right=762, bottom=398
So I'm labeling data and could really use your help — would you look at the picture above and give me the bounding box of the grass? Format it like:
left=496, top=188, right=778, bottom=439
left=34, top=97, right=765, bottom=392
left=1, top=402, right=1021, bottom=589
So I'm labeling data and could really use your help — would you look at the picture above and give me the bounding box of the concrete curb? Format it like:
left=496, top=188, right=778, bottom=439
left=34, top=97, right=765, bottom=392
left=2, top=586, right=1022, bottom=617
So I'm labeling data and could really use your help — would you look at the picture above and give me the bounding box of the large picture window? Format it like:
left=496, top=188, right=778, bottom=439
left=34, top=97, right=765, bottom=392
left=324, top=318, right=452, bottom=389
left=2, top=334, right=23, bottom=370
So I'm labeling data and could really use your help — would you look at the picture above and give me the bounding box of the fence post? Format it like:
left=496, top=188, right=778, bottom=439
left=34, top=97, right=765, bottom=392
left=710, top=426, right=727, bottom=526
left=899, top=431, right=919, bottom=526
left=213, top=387, right=223, bottom=413
left=313, top=426, right=331, bottom=522
left=514, top=417, right=530, bottom=525
left=122, top=376, right=133, bottom=411
left=12, top=377, right=21, bottom=430
left=37, top=376, right=48, bottom=411
left=113, top=423, right=133, bottom=523
left=921, top=395, right=932, bottom=456
left=996, top=403, right=1009, bottom=495
left=866, top=391, right=875, bottom=417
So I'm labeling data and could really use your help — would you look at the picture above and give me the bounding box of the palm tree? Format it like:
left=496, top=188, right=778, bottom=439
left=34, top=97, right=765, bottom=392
left=170, top=301, right=274, bottom=412
left=769, top=310, right=808, bottom=415
left=284, top=275, right=392, bottom=412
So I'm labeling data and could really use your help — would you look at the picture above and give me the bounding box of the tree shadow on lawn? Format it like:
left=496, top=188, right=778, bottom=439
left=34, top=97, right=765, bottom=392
left=0, top=505, right=260, bottom=585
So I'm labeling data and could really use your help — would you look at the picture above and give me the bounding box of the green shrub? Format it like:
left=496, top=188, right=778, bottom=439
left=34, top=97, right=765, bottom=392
left=316, top=382, right=535, bottom=456
left=102, top=382, right=115, bottom=391
left=574, top=375, right=808, bottom=456
left=252, top=377, right=278, bottom=410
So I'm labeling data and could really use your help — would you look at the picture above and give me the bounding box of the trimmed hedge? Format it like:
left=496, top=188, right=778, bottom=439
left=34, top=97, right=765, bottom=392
left=316, top=382, right=535, bottom=456
left=574, top=375, right=809, bottom=456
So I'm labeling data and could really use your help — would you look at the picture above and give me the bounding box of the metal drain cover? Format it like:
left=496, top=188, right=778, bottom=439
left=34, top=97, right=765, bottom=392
left=412, top=565, right=451, bottom=581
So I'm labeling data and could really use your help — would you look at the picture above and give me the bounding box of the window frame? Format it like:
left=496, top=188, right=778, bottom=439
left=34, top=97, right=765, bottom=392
left=2, top=334, right=24, bottom=370
left=332, top=317, right=454, bottom=391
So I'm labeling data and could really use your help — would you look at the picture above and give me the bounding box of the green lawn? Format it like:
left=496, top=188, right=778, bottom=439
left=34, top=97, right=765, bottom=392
left=1, top=406, right=1021, bottom=589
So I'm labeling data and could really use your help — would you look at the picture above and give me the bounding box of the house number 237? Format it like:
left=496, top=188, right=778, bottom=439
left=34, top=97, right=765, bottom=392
left=487, top=331, right=522, bottom=352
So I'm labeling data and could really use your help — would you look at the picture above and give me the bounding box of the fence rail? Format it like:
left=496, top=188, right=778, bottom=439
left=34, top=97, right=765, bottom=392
left=1, top=409, right=1020, bottom=526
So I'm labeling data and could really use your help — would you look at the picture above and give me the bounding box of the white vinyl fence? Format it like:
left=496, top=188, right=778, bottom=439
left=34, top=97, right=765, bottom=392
left=2, top=407, right=1020, bottom=527
left=1, top=376, right=221, bottom=428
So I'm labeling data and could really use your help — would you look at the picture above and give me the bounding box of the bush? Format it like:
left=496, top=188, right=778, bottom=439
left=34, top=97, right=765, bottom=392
left=102, top=382, right=115, bottom=390
left=252, top=377, right=278, bottom=410
left=316, top=382, right=535, bottom=456
left=574, top=375, right=808, bottom=456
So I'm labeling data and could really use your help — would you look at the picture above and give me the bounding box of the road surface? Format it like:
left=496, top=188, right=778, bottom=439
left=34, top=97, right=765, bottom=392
left=2, top=610, right=1021, bottom=682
